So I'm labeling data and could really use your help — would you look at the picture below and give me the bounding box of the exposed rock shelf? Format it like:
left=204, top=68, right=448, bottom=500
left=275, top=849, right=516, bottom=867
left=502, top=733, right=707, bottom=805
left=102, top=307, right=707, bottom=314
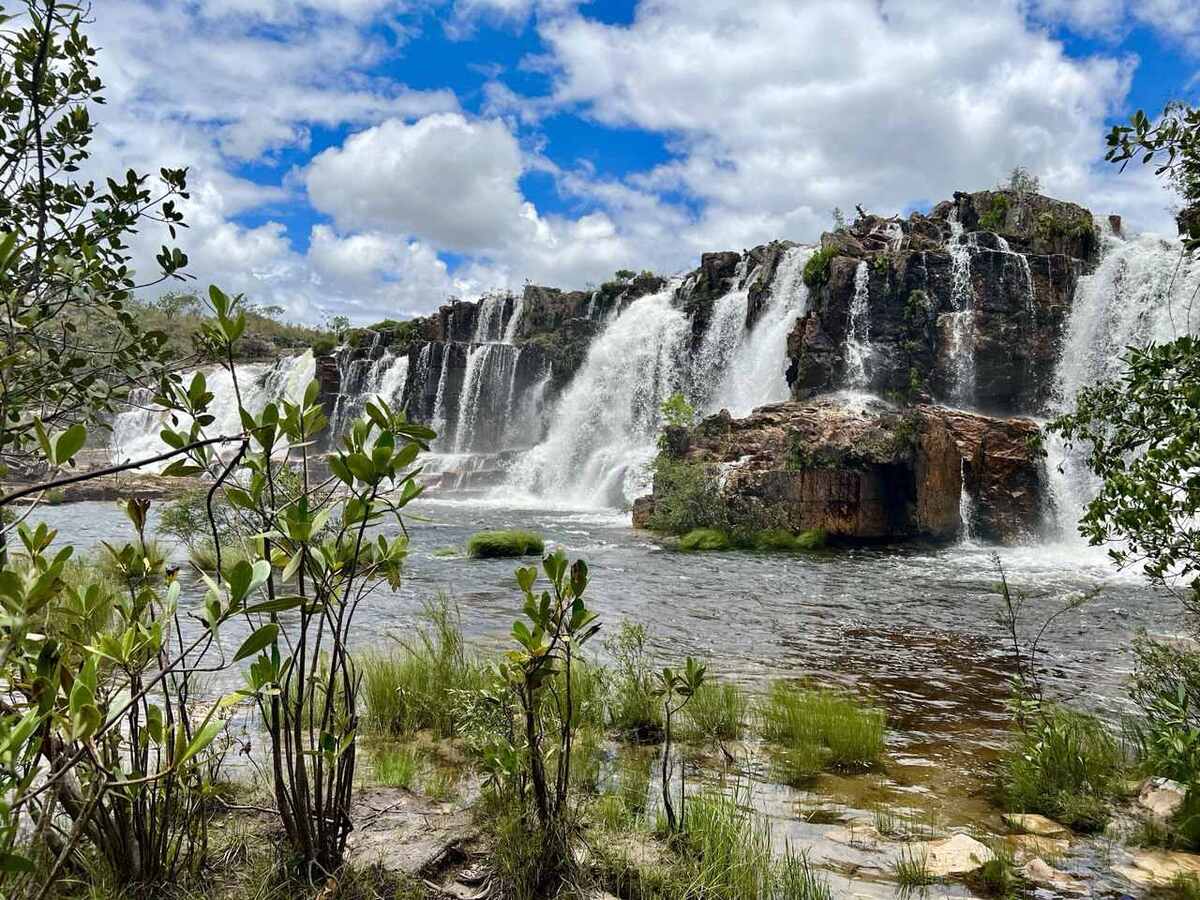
left=638, top=397, right=1045, bottom=544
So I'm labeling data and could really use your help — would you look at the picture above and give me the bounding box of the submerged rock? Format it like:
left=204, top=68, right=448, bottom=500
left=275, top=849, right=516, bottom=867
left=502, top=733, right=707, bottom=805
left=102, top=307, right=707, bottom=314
left=1021, top=857, right=1089, bottom=895
left=1114, top=849, right=1200, bottom=887
left=918, top=832, right=995, bottom=877
left=651, top=397, right=1044, bottom=544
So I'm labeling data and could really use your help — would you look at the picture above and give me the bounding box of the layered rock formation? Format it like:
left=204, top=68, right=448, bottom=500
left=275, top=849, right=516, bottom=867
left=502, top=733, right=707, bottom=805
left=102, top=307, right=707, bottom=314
left=787, top=190, right=1098, bottom=415
left=640, top=398, right=1044, bottom=543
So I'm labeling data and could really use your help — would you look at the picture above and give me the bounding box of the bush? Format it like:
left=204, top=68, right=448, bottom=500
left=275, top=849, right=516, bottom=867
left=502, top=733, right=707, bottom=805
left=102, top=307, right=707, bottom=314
left=759, top=682, right=886, bottom=772
left=678, top=528, right=732, bottom=551
left=358, top=597, right=483, bottom=738
left=646, top=457, right=728, bottom=535
left=979, top=194, right=1010, bottom=231
left=1129, top=636, right=1200, bottom=784
left=802, top=245, right=837, bottom=291
left=1000, top=707, right=1125, bottom=832
left=466, top=529, right=544, bottom=559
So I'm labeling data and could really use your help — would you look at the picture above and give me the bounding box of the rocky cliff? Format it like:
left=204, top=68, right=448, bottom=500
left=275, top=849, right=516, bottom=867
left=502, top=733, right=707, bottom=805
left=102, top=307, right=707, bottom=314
left=638, top=398, right=1044, bottom=543
left=787, top=190, right=1098, bottom=415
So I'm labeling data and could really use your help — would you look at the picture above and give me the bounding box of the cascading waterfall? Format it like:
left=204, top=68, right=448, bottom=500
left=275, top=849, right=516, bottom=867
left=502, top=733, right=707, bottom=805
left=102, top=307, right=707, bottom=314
left=844, top=260, right=873, bottom=390
left=692, top=259, right=755, bottom=403
left=110, top=351, right=316, bottom=466
left=329, top=345, right=409, bottom=435
left=945, top=219, right=977, bottom=407
left=705, top=246, right=813, bottom=416
left=502, top=294, right=525, bottom=341
left=504, top=284, right=691, bottom=507
left=1045, top=231, right=1200, bottom=538
left=453, top=343, right=523, bottom=453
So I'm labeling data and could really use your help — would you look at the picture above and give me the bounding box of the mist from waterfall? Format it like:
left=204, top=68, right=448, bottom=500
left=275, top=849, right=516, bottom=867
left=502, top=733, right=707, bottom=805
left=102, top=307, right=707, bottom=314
left=1045, top=232, right=1200, bottom=540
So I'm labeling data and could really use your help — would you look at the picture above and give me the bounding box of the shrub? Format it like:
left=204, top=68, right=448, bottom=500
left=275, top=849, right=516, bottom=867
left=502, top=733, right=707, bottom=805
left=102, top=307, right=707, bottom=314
left=1129, top=635, right=1200, bottom=784
left=358, top=597, right=482, bottom=738
left=646, top=457, right=728, bottom=535
left=759, top=682, right=886, bottom=771
left=979, top=194, right=1010, bottom=231
left=606, top=622, right=663, bottom=741
left=802, top=245, right=837, bottom=291
left=1000, top=707, right=1125, bottom=832
left=683, top=680, right=748, bottom=742
left=466, top=529, right=544, bottom=559
left=678, top=528, right=732, bottom=551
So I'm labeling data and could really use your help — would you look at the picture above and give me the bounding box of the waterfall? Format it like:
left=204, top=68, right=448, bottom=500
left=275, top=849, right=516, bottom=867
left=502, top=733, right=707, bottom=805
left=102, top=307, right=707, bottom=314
left=429, top=346, right=454, bottom=441
left=945, top=219, right=977, bottom=407
left=502, top=294, right=525, bottom=341
left=329, top=347, right=408, bottom=435
left=110, top=352, right=316, bottom=466
left=844, top=260, right=873, bottom=390
left=705, top=246, right=813, bottom=416
left=959, top=458, right=976, bottom=543
left=475, top=293, right=508, bottom=342
left=1045, top=232, right=1200, bottom=537
left=692, top=259, right=754, bottom=404
left=453, top=343, right=523, bottom=453
left=504, top=284, right=690, bottom=507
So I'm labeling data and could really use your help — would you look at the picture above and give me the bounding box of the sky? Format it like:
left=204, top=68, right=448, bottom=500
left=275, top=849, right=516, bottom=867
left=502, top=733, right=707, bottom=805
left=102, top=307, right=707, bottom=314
left=82, top=0, right=1200, bottom=324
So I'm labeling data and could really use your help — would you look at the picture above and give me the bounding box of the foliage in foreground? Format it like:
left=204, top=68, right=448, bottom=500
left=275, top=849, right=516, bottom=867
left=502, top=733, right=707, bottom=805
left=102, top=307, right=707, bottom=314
left=1000, top=706, right=1125, bottom=832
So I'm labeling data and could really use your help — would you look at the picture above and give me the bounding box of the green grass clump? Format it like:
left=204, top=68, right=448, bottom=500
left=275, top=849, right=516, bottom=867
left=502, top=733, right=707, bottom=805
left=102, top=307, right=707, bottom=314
left=683, top=680, right=748, bottom=742
left=372, top=746, right=421, bottom=789
left=893, top=845, right=937, bottom=888
left=431, top=546, right=459, bottom=558
left=465, top=529, right=544, bottom=559
left=678, top=528, right=732, bottom=551
left=759, top=682, right=886, bottom=772
left=772, top=847, right=834, bottom=900
left=752, top=528, right=827, bottom=551
left=358, top=597, right=483, bottom=738
left=606, top=622, right=664, bottom=742
left=186, top=541, right=252, bottom=575
left=1000, top=706, right=1124, bottom=833
left=665, top=789, right=774, bottom=898
left=771, top=742, right=830, bottom=787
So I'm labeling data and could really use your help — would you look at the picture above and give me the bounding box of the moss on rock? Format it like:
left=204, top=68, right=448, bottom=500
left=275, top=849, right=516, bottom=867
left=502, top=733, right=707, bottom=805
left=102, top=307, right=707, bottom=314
left=678, top=529, right=732, bottom=551
left=466, top=530, right=545, bottom=559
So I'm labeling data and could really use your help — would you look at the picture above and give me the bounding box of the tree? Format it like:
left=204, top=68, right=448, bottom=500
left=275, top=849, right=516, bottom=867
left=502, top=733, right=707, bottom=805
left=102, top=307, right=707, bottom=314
left=153, top=290, right=202, bottom=320
left=1006, top=166, right=1040, bottom=196
left=0, top=1, right=191, bottom=482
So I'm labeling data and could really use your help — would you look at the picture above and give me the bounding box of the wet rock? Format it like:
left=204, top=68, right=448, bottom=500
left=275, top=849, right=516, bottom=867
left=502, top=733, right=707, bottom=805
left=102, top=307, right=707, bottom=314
left=1138, top=776, right=1186, bottom=823
left=1113, top=849, right=1200, bottom=887
left=1001, top=812, right=1069, bottom=837
left=654, top=397, right=1045, bottom=544
left=917, top=833, right=995, bottom=877
left=1021, top=857, right=1089, bottom=895
left=631, top=494, right=655, bottom=528
left=787, top=190, right=1095, bottom=416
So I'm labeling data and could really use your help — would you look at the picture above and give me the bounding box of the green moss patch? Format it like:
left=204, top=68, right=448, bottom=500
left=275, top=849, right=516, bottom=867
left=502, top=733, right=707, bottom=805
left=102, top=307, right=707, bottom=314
left=466, top=530, right=545, bottom=559
left=678, top=528, right=732, bottom=551
left=752, top=528, right=827, bottom=551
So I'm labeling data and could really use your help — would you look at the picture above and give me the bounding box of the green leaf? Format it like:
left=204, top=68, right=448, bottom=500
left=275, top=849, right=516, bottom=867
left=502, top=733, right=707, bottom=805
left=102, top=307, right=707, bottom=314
left=233, top=623, right=279, bottom=662
left=54, top=424, right=87, bottom=464
left=178, top=719, right=223, bottom=766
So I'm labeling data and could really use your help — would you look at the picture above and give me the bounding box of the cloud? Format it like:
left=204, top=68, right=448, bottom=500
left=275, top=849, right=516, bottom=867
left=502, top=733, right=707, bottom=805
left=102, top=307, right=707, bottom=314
left=1031, top=0, right=1200, bottom=55
left=530, top=0, right=1166, bottom=248
left=306, top=114, right=527, bottom=251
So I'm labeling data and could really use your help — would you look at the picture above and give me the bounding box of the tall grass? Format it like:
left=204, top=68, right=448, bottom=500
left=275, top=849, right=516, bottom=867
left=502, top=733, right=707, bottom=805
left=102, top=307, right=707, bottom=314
left=1000, top=706, right=1124, bottom=832
left=465, top=530, right=544, bottom=559
left=683, top=680, right=748, bottom=742
left=371, top=746, right=420, bottom=789
left=606, top=622, right=663, bottom=741
left=759, top=682, right=886, bottom=772
left=665, top=789, right=774, bottom=898
left=358, top=596, right=483, bottom=738
left=772, top=846, right=834, bottom=900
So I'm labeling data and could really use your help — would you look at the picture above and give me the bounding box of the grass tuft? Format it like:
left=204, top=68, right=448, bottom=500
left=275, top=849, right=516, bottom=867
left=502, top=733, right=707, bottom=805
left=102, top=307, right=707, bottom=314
left=682, top=680, right=748, bottom=742
left=759, top=682, right=886, bottom=773
left=465, top=529, right=544, bottom=559
left=358, top=596, right=483, bottom=738
left=372, top=745, right=421, bottom=789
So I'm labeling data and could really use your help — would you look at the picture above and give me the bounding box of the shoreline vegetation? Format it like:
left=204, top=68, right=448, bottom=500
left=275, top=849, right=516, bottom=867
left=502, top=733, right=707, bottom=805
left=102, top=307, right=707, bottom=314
left=5, top=1, right=1200, bottom=898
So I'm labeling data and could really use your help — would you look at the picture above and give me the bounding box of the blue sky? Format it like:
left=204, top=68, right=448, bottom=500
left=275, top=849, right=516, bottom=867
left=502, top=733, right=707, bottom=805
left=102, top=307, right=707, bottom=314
left=87, top=0, right=1199, bottom=323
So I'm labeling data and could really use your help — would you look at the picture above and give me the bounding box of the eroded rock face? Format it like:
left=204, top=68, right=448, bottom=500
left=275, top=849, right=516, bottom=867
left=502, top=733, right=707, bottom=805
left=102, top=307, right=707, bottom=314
left=787, top=191, right=1096, bottom=416
left=654, top=397, right=1044, bottom=543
